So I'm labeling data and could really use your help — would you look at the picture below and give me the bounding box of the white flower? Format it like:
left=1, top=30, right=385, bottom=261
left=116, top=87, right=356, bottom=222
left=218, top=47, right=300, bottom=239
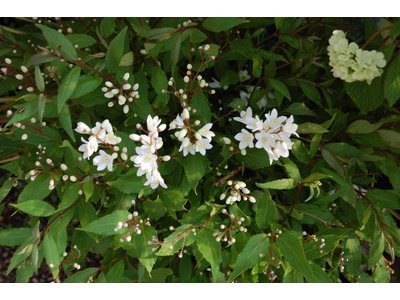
left=169, top=115, right=184, bottom=129
left=195, top=138, right=213, bottom=155
left=147, top=115, right=162, bottom=133
left=181, top=108, right=190, bottom=120
left=265, top=108, right=287, bottom=132
left=239, top=70, right=251, bottom=82
left=234, top=129, right=254, bottom=149
left=78, top=136, right=98, bottom=159
left=208, top=78, right=221, bottom=89
left=233, top=107, right=254, bottom=126
left=105, top=133, right=119, bottom=145
left=101, top=119, right=113, bottom=134
left=255, top=131, right=275, bottom=152
left=179, top=142, right=196, bottom=156
left=144, top=169, right=167, bottom=189
left=246, top=115, right=263, bottom=132
left=198, top=123, right=215, bottom=141
left=91, top=122, right=106, bottom=141
left=93, top=150, right=114, bottom=172
left=281, top=115, right=299, bottom=137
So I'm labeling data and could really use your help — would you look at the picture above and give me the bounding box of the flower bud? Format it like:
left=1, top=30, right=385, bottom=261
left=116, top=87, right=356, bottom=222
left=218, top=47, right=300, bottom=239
left=105, top=81, right=113, bottom=88
left=70, top=175, right=77, bottom=182
left=21, top=66, right=28, bottom=73
left=123, top=72, right=130, bottom=81
left=162, top=155, right=171, bottom=162
left=21, top=134, right=28, bottom=140
left=133, top=83, right=139, bottom=90
left=5, top=58, right=12, bottom=64
left=16, top=74, right=23, bottom=80
left=123, top=104, right=129, bottom=114
left=183, top=76, right=189, bottom=83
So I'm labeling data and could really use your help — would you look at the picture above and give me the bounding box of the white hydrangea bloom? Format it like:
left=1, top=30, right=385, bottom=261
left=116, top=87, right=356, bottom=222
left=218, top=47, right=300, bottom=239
left=328, top=30, right=386, bottom=85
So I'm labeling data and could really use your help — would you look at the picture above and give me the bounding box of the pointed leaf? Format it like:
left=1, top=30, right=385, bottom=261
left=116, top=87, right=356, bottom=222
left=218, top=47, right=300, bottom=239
left=58, top=66, right=81, bottom=112
left=11, top=200, right=55, bottom=217
left=227, top=234, right=269, bottom=282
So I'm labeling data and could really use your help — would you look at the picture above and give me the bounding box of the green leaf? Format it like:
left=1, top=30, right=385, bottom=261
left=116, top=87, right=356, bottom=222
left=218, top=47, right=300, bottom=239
left=256, top=178, right=296, bottom=190
left=82, top=180, right=94, bottom=202
left=106, top=26, right=127, bottom=73
left=170, top=33, right=181, bottom=72
left=227, top=234, right=269, bottom=282
left=58, top=66, right=81, bottom=112
left=151, top=66, right=169, bottom=104
left=36, top=24, right=77, bottom=60
left=384, top=53, right=400, bottom=106
left=321, top=149, right=346, bottom=178
left=268, top=78, right=291, bottom=101
left=179, top=254, right=193, bottom=283
left=79, top=200, right=97, bottom=227
left=343, top=232, right=361, bottom=276
left=6, top=94, right=39, bottom=127
left=0, top=178, right=13, bottom=203
left=11, top=200, right=55, bottom=217
left=274, top=17, right=285, bottom=30
left=366, top=189, right=400, bottom=209
left=0, top=228, right=33, bottom=246
left=80, top=210, right=129, bottom=235
left=66, top=34, right=97, bottom=48
left=43, top=233, right=60, bottom=276
left=190, top=91, right=211, bottom=123
left=284, top=102, right=316, bottom=116
left=132, top=226, right=158, bottom=274
left=303, top=173, right=332, bottom=185
left=64, top=267, right=98, bottom=283
left=202, top=17, right=248, bottom=32
left=346, top=119, right=382, bottom=134
left=297, top=122, right=329, bottom=134
left=196, top=225, right=221, bottom=282
left=281, top=157, right=302, bottom=183
left=119, top=51, right=134, bottom=67
left=57, top=182, right=81, bottom=211
left=368, top=231, right=385, bottom=270
left=38, top=94, right=46, bottom=124
left=180, top=205, right=209, bottom=225
left=70, top=75, right=102, bottom=99
left=0, top=135, right=20, bottom=159
left=229, top=39, right=253, bottom=59
left=298, top=81, right=321, bottom=106
left=183, top=152, right=206, bottom=193
left=377, top=129, right=400, bottom=148
left=143, top=199, right=167, bottom=220
left=255, top=190, right=276, bottom=230
left=276, top=232, right=316, bottom=283
left=58, top=103, right=75, bottom=142
left=237, top=147, right=272, bottom=169
left=26, top=54, right=56, bottom=67
left=35, top=65, right=45, bottom=92
left=309, top=264, right=332, bottom=283
left=283, top=270, right=303, bottom=283
left=18, top=173, right=53, bottom=203
left=158, top=187, right=187, bottom=211
left=156, top=224, right=197, bottom=256
left=107, top=168, right=146, bottom=194
left=345, top=76, right=385, bottom=113
left=389, top=20, right=400, bottom=40
left=106, top=260, right=124, bottom=283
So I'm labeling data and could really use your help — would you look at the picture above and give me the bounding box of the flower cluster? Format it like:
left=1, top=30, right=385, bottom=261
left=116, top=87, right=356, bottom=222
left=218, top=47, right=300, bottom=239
left=233, top=107, right=298, bottom=165
left=102, top=72, right=140, bottom=114
left=169, top=107, right=215, bottom=156
left=75, top=119, right=122, bottom=172
left=327, top=30, right=386, bottom=84
left=114, top=200, right=151, bottom=242
left=129, top=115, right=168, bottom=189
left=219, top=180, right=256, bottom=205
left=214, top=209, right=249, bottom=244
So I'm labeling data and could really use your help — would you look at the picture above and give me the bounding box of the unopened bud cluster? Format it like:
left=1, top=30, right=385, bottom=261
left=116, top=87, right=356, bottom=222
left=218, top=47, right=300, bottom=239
left=303, top=232, right=326, bottom=254
left=115, top=200, right=151, bottom=242
left=328, top=30, right=386, bottom=85
left=215, top=210, right=248, bottom=243
left=102, top=73, right=139, bottom=114
left=220, top=180, right=255, bottom=205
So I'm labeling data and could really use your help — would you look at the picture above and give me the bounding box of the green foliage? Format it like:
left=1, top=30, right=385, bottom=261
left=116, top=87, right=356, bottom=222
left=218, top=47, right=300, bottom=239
left=1, top=16, right=400, bottom=284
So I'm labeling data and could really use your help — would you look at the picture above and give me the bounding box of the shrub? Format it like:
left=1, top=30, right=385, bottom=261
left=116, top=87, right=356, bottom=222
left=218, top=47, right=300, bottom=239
left=1, top=17, right=400, bottom=283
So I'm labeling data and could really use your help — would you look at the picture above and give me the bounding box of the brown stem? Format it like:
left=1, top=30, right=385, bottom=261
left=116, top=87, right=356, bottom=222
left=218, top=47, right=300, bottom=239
left=362, top=26, right=391, bottom=50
